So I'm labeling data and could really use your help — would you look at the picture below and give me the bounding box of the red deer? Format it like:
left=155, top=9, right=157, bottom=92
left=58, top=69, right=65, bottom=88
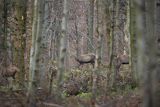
left=74, top=53, right=96, bottom=68
left=2, top=65, right=19, bottom=79
left=115, top=54, right=129, bottom=73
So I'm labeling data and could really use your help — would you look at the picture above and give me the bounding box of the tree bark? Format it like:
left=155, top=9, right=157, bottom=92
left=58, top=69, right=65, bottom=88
left=2, top=0, right=8, bottom=67
left=87, top=0, right=94, bottom=53
left=130, top=0, right=138, bottom=83
left=15, top=0, right=27, bottom=88
left=109, top=0, right=120, bottom=87
left=27, top=0, right=45, bottom=106
left=56, top=0, right=68, bottom=100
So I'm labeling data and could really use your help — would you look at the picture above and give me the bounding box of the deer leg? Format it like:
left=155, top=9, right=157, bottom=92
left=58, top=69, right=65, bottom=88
left=12, top=74, right=16, bottom=79
left=77, top=62, right=83, bottom=69
left=91, top=62, right=94, bottom=68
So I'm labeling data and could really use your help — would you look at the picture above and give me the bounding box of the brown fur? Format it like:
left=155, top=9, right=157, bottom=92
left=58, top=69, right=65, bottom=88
left=115, top=54, right=129, bottom=73
left=75, top=53, right=96, bottom=68
left=2, top=65, right=19, bottom=79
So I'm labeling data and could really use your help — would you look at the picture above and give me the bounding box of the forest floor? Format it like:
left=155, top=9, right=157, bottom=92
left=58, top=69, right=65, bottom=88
left=0, top=65, right=142, bottom=107
left=0, top=88, right=142, bottom=107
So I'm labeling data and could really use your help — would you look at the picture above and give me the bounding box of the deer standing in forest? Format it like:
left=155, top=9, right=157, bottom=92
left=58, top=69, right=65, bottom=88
left=74, top=53, right=96, bottom=68
left=0, top=65, right=19, bottom=86
left=1, top=65, right=19, bottom=79
left=115, top=53, right=129, bottom=73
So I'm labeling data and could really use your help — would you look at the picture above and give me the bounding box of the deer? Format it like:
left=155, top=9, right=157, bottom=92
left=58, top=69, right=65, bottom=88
left=2, top=65, right=19, bottom=79
left=74, top=53, right=96, bottom=68
left=115, top=53, right=129, bottom=73
left=0, top=65, right=19, bottom=87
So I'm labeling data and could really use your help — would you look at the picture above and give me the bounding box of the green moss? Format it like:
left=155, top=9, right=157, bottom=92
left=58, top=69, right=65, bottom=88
left=110, top=83, right=138, bottom=96
left=77, top=92, right=92, bottom=99
left=62, top=92, right=69, bottom=97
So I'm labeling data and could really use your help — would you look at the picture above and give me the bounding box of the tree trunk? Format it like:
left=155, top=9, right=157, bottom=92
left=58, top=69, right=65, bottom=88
left=142, top=0, right=160, bottom=106
left=130, top=0, right=138, bottom=83
left=109, top=0, right=120, bottom=87
left=75, top=16, right=80, bottom=57
left=15, top=0, right=27, bottom=88
left=87, top=0, right=94, bottom=53
left=153, top=0, right=160, bottom=105
left=27, top=0, right=45, bottom=106
left=2, top=0, right=8, bottom=67
left=135, top=0, right=160, bottom=106
left=56, top=0, right=68, bottom=100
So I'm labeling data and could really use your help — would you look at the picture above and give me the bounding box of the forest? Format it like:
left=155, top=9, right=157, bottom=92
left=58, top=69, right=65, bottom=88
left=0, top=0, right=160, bottom=107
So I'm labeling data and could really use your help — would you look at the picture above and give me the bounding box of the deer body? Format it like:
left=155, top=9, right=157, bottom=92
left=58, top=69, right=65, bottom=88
left=2, top=65, right=19, bottom=79
left=75, top=53, right=96, bottom=68
left=115, top=54, right=129, bottom=72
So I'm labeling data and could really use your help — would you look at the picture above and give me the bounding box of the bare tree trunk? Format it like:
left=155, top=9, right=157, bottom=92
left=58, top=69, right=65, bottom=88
left=27, top=0, right=45, bottom=106
left=91, top=0, right=102, bottom=102
left=96, top=0, right=103, bottom=66
left=2, top=0, right=8, bottom=67
left=130, top=0, right=138, bottom=83
left=153, top=0, right=160, bottom=105
left=134, top=0, right=146, bottom=87
left=108, top=0, right=115, bottom=87
left=75, top=16, right=81, bottom=57
left=15, top=0, right=27, bottom=88
left=56, top=0, right=68, bottom=100
left=135, top=0, right=160, bottom=106
left=109, top=0, right=120, bottom=87
left=87, top=0, right=94, bottom=53
left=0, top=2, right=3, bottom=45
left=142, top=0, right=160, bottom=106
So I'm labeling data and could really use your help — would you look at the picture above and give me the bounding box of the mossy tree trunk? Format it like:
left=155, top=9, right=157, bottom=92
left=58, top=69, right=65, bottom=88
left=15, top=0, right=27, bottom=88
left=0, top=2, right=3, bottom=54
left=91, top=0, right=103, bottom=101
left=103, top=0, right=111, bottom=91
left=152, top=0, right=160, bottom=106
left=27, top=0, right=45, bottom=106
left=108, top=0, right=115, bottom=87
left=108, top=0, right=120, bottom=87
left=0, top=2, right=3, bottom=38
left=130, top=0, right=138, bottom=83
left=75, top=16, right=81, bottom=57
left=54, top=0, right=63, bottom=65
left=87, top=0, right=94, bottom=53
left=56, top=0, right=68, bottom=100
left=141, top=0, right=160, bottom=106
left=135, top=0, right=160, bottom=106
left=96, top=0, right=104, bottom=66
left=0, top=0, right=8, bottom=67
